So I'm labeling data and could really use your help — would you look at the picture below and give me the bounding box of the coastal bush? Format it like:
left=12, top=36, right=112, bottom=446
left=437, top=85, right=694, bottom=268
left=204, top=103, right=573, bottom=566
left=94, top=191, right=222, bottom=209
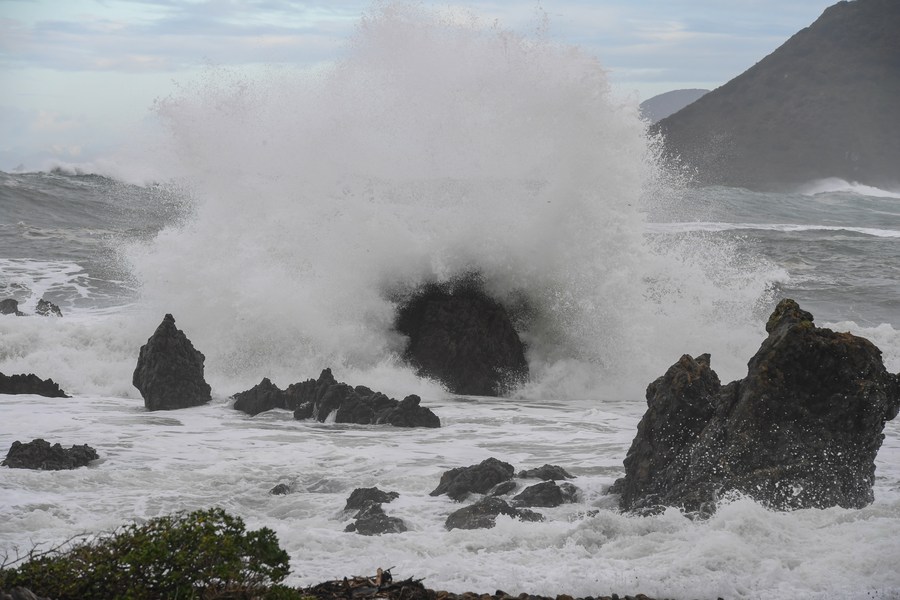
left=0, top=507, right=297, bottom=599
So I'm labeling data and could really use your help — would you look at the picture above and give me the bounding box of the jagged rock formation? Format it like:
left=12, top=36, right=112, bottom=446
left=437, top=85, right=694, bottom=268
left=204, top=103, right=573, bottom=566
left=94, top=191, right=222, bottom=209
left=394, top=277, right=528, bottom=396
left=0, top=373, right=69, bottom=398
left=35, top=299, right=62, bottom=317
left=132, top=314, right=211, bottom=411
left=233, top=369, right=441, bottom=428
left=611, top=299, right=900, bottom=513
left=655, top=0, right=900, bottom=190
left=2, top=438, right=98, bottom=470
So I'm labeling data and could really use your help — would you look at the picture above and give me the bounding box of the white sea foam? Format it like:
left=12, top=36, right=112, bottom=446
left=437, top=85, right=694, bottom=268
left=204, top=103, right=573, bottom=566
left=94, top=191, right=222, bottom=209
left=1, top=393, right=898, bottom=599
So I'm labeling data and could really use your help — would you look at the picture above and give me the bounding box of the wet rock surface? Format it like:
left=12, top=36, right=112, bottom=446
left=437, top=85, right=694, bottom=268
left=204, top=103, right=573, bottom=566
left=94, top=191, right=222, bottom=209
left=0, top=373, right=69, bottom=398
left=35, top=299, right=62, bottom=317
left=345, top=502, right=408, bottom=536
left=430, top=457, right=516, bottom=502
left=234, top=368, right=440, bottom=427
left=345, top=487, right=400, bottom=511
left=518, top=464, right=574, bottom=481
left=2, top=438, right=98, bottom=470
left=612, top=299, right=900, bottom=513
left=132, top=314, right=211, bottom=411
left=343, top=487, right=406, bottom=535
left=394, top=277, right=528, bottom=396
left=0, top=299, right=24, bottom=316
left=512, top=481, right=579, bottom=508
left=444, top=497, right=543, bottom=530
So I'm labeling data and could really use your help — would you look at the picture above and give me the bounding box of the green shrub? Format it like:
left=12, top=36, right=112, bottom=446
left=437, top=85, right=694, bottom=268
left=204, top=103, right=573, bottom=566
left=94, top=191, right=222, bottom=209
left=0, top=507, right=292, bottom=599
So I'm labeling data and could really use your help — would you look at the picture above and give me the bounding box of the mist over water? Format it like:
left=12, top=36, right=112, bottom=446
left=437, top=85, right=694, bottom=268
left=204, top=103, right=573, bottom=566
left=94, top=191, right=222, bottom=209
left=116, top=3, right=777, bottom=398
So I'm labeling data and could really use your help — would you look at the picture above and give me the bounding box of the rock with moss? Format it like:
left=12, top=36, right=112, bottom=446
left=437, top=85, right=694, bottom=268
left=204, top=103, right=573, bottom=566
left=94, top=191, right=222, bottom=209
left=611, top=299, right=900, bottom=513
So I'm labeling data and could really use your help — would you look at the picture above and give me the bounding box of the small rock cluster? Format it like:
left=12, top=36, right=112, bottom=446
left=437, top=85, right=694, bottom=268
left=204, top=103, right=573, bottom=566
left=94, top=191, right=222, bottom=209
left=0, top=298, right=63, bottom=317
left=233, top=368, right=441, bottom=428
left=2, top=438, right=98, bottom=470
left=431, top=458, right=578, bottom=530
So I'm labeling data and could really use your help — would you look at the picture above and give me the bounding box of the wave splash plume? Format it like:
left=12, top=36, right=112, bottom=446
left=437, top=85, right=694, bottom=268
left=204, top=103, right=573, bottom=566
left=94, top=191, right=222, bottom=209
left=119, top=3, right=775, bottom=397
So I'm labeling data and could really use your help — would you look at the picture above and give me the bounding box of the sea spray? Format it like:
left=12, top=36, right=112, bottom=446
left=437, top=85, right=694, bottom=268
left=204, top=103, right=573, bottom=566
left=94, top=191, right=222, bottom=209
left=118, top=2, right=778, bottom=397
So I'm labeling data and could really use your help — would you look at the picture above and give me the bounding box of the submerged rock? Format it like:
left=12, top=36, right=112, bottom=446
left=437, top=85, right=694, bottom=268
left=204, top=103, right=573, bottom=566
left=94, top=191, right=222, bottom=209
left=132, top=314, right=211, bottom=411
left=2, top=438, right=98, bottom=470
left=394, top=276, right=528, bottom=396
left=234, top=368, right=440, bottom=428
left=344, top=487, right=400, bottom=511
left=0, top=372, right=69, bottom=398
left=35, top=299, right=62, bottom=317
left=612, top=299, right=900, bottom=513
left=343, top=487, right=406, bottom=535
left=444, top=497, right=543, bottom=530
left=0, top=299, right=24, bottom=316
left=430, top=457, right=515, bottom=502
left=518, top=464, right=574, bottom=481
left=345, top=503, right=408, bottom=536
left=512, top=481, right=579, bottom=508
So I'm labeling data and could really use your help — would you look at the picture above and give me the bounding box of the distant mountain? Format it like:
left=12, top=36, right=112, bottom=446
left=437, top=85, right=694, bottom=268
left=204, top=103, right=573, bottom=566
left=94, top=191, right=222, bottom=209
left=640, top=89, right=709, bottom=123
left=654, top=0, right=900, bottom=190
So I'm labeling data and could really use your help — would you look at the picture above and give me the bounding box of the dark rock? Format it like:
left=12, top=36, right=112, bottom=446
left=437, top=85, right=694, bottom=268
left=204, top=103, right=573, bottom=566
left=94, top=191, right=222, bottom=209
left=487, top=480, right=518, bottom=497
left=233, top=368, right=441, bottom=427
left=609, top=353, right=721, bottom=512
left=430, top=457, right=515, bottom=501
left=132, top=314, right=211, bottom=411
left=233, top=377, right=286, bottom=416
left=269, top=483, right=292, bottom=495
left=654, top=0, right=900, bottom=190
left=394, top=276, right=528, bottom=396
left=444, top=497, right=543, bottom=530
left=512, top=481, right=579, bottom=508
left=517, top=464, right=574, bottom=481
left=35, top=298, right=62, bottom=317
left=0, top=299, right=24, bottom=316
left=2, top=438, right=98, bottom=470
left=0, top=372, right=69, bottom=398
left=344, top=502, right=407, bottom=536
left=344, top=487, right=400, bottom=511
left=612, top=299, right=900, bottom=513
left=376, top=394, right=441, bottom=428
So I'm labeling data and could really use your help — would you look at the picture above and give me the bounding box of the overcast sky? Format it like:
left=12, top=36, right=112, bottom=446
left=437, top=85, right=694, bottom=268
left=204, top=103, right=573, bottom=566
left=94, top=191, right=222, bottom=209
left=0, top=0, right=835, bottom=171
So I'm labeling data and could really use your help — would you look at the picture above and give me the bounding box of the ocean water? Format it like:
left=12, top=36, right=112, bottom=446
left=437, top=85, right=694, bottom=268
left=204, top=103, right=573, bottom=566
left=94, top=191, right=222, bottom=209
left=2, top=4, right=899, bottom=599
